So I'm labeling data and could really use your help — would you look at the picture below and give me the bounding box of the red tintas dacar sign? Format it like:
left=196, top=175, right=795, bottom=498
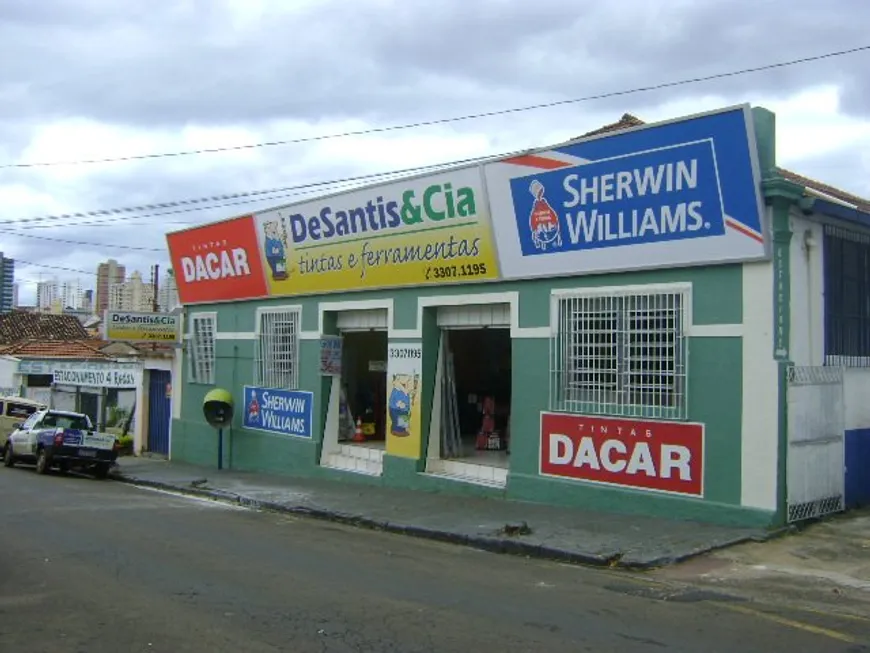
left=539, top=412, right=704, bottom=497
left=166, top=215, right=268, bottom=304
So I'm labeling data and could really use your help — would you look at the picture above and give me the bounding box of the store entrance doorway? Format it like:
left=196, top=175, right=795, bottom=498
left=339, top=330, right=388, bottom=453
left=440, top=328, right=511, bottom=470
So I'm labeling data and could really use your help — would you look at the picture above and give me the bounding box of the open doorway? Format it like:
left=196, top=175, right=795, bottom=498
left=440, top=328, right=512, bottom=469
left=338, top=330, right=388, bottom=453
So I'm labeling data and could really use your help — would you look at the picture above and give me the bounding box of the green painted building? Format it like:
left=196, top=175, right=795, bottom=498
left=166, top=104, right=864, bottom=528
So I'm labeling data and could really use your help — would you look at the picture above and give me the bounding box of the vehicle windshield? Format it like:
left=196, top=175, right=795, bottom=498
left=41, top=414, right=91, bottom=431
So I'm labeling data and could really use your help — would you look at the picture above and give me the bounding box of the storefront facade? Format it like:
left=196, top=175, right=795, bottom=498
left=166, top=104, right=869, bottom=527
left=12, top=343, right=174, bottom=455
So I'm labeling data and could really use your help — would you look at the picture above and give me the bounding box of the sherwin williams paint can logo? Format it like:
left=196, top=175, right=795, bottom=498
left=254, top=166, right=500, bottom=297
left=526, top=179, right=563, bottom=252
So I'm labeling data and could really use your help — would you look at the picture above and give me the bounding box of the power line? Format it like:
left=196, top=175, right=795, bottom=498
left=0, top=155, right=496, bottom=228
left=13, top=163, right=461, bottom=231
left=6, top=167, right=445, bottom=244
left=5, top=44, right=868, bottom=170
left=10, top=191, right=305, bottom=232
left=15, top=260, right=98, bottom=276
left=3, top=153, right=502, bottom=250
left=6, top=231, right=163, bottom=252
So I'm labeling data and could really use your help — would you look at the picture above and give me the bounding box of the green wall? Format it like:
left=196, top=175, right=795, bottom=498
left=170, top=261, right=777, bottom=526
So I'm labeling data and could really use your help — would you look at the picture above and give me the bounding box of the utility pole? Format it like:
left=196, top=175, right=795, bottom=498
left=152, top=263, right=159, bottom=313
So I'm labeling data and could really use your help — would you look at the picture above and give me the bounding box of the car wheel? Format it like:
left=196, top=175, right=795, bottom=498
left=93, top=463, right=110, bottom=480
left=35, top=449, right=50, bottom=475
left=2, top=444, right=14, bottom=468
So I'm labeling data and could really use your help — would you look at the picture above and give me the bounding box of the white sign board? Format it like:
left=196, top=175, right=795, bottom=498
left=52, top=367, right=138, bottom=389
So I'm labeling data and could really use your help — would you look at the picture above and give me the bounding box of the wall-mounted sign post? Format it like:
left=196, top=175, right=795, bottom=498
left=103, top=311, right=182, bottom=345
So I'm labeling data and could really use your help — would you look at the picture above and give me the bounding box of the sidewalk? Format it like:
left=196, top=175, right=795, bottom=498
left=653, top=508, right=870, bottom=619
left=110, top=457, right=770, bottom=570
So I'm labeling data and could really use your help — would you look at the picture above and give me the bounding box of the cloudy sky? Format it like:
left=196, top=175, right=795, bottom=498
left=2, top=0, right=869, bottom=305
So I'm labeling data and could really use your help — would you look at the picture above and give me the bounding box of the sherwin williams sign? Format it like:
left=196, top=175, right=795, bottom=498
left=539, top=412, right=704, bottom=497
left=242, top=386, right=314, bottom=439
left=166, top=215, right=268, bottom=304
left=254, top=167, right=499, bottom=296
left=104, top=311, right=181, bottom=344
left=485, top=105, right=766, bottom=280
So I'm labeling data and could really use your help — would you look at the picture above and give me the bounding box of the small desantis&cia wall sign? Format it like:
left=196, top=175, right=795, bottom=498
left=539, top=412, right=704, bottom=497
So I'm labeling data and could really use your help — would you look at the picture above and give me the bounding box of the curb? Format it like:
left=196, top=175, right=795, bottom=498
left=111, top=471, right=758, bottom=571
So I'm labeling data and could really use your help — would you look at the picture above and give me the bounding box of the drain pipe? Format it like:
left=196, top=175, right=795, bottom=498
left=803, top=228, right=818, bottom=364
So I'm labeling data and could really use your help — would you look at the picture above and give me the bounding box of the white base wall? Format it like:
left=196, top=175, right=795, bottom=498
left=741, top=261, right=780, bottom=511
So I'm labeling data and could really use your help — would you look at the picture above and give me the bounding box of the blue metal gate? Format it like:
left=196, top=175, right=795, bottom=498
left=148, top=370, right=172, bottom=456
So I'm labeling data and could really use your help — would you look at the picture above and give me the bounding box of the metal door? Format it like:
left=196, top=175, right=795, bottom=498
left=148, top=370, right=172, bottom=456
left=787, top=365, right=845, bottom=522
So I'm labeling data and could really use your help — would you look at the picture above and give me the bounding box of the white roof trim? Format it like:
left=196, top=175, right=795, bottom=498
left=805, top=186, right=859, bottom=210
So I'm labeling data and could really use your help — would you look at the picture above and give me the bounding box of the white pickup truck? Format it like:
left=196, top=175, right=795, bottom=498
left=2, top=409, right=119, bottom=479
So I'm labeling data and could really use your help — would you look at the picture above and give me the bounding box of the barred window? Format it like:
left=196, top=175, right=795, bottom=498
left=254, top=307, right=301, bottom=389
left=189, top=313, right=216, bottom=385
left=824, top=225, right=870, bottom=366
left=550, top=290, right=688, bottom=419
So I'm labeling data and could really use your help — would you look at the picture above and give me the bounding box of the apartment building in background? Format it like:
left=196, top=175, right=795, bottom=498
left=36, top=278, right=59, bottom=310
left=95, top=258, right=126, bottom=313
left=109, top=270, right=155, bottom=312
left=158, top=268, right=179, bottom=312
left=0, top=254, right=14, bottom=314
left=61, top=278, right=84, bottom=310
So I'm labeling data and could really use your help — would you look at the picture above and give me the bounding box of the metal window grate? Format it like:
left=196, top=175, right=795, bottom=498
left=254, top=308, right=300, bottom=389
left=823, top=224, right=870, bottom=367
left=550, top=291, right=688, bottom=418
left=189, top=314, right=216, bottom=385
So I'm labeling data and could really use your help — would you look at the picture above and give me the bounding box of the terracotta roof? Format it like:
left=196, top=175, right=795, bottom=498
left=0, top=339, right=110, bottom=360
left=575, top=113, right=870, bottom=213
left=578, top=113, right=645, bottom=138
left=0, top=311, right=89, bottom=345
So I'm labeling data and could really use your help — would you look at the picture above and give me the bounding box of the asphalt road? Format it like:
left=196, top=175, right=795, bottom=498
left=0, top=466, right=867, bottom=653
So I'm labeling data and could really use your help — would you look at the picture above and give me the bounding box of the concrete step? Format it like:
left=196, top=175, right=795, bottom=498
left=425, top=458, right=508, bottom=488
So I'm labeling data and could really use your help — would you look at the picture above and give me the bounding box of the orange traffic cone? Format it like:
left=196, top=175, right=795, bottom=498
left=352, top=416, right=366, bottom=443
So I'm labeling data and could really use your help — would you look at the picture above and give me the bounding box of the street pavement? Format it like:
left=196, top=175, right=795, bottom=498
left=1, top=465, right=868, bottom=652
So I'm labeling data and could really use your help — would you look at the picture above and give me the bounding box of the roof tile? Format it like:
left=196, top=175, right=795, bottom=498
left=0, top=339, right=110, bottom=360
left=0, top=311, right=89, bottom=345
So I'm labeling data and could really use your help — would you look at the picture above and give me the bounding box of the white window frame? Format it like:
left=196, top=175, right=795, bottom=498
left=188, top=312, right=217, bottom=385
left=254, top=305, right=302, bottom=390
left=549, top=284, right=690, bottom=420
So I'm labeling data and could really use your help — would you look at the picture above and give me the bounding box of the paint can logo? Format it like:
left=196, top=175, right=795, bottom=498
left=247, top=390, right=260, bottom=425
left=527, top=180, right=562, bottom=251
